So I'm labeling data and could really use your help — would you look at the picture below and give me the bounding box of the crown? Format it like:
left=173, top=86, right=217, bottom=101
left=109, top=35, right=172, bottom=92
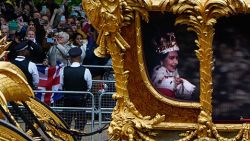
left=154, top=32, right=179, bottom=54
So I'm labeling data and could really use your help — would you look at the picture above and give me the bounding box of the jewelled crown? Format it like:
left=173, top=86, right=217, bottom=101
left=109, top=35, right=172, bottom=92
left=153, top=32, right=179, bottom=54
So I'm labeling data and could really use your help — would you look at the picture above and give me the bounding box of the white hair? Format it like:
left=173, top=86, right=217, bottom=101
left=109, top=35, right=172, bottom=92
left=58, top=31, right=69, bottom=42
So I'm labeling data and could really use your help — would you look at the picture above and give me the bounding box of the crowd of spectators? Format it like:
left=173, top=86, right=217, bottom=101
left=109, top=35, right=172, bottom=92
left=0, top=0, right=110, bottom=74
left=0, top=0, right=112, bottom=137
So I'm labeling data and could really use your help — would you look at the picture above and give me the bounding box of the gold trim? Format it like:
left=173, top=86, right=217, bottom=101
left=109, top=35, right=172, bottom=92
left=83, top=1, right=167, bottom=140
left=153, top=122, right=198, bottom=130
left=0, top=120, right=32, bottom=141
left=0, top=91, right=7, bottom=119
left=0, top=62, right=34, bottom=102
left=25, top=98, right=75, bottom=141
left=0, top=36, right=11, bottom=55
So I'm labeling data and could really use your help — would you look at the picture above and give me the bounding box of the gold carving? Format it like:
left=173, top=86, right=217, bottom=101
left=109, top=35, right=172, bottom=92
left=0, top=120, right=32, bottom=141
left=0, top=36, right=11, bottom=55
left=172, top=0, right=247, bottom=139
left=0, top=91, right=7, bottom=119
left=82, top=0, right=130, bottom=58
left=174, top=0, right=247, bottom=114
left=105, top=26, right=165, bottom=140
left=0, top=62, right=32, bottom=130
left=0, top=62, right=34, bottom=102
left=24, top=97, right=75, bottom=141
left=82, top=0, right=166, bottom=140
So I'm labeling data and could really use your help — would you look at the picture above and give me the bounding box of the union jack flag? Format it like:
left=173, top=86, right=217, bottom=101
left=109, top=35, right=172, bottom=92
left=35, top=64, right=63, bottom=105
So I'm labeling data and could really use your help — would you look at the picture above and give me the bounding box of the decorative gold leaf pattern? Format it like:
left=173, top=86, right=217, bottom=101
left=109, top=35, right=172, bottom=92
left=84, top=0, right=250, bottom=140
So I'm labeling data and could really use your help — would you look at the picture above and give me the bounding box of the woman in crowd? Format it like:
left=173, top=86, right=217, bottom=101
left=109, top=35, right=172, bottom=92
left=70, top=32, right=88, bottom=64
left=46, top=31, right=71, bottom=66
left=151, top=32, right=195, bottom=99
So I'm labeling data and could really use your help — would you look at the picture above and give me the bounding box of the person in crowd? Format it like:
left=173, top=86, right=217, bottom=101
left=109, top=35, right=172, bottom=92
left=60, top=47, right=92, bottom=139
left=45, top=31, right=71, bottom=66
left=16, top=15, right=28, bottom=39
left=56, top=15, right=67, bottom=32
left=151, top=32, right=195, bottom=99
left=22, top=3, right=33, bottom=22
left=37, top=0, right=59, bottom=17
left=70, top=32, right=88, bottom=64
left=66, top=15, right=75, bottom=26
left=28, top=18, right=46, bottom=46
left=0, top=15, right=8, bottom=27
left=1, top=25, right=9, bottom=38
left=75, top=18, right=87, bottom=38
left=25, top=27, right=46, bottom=63
left=40, top=15, right=50, bottom=31
left=64, top=26, right=74, bottom=38
left=82, top=25, right=110, bottom=77
left=0, top=1, right=15, bottom=22
left=10, top=41, right=39, bottom=89
left=32, top=10, right=41, bottom=19
left=75, top=18, right=82, bottom=30
left=7, top=31, right=24, bottom=61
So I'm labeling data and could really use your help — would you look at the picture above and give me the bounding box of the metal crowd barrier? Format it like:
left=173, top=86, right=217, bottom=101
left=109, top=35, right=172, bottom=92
left=8, top=65, right=116, bottom=140
left=98, top=92, right=115, bottom=141
left=8, top=90, right=116, bottom=141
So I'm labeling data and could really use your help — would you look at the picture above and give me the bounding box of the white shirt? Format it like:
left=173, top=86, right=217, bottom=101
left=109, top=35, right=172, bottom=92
left=14, top=56, right=39, bottom=87
left=60, top=62, right=92, bottom=91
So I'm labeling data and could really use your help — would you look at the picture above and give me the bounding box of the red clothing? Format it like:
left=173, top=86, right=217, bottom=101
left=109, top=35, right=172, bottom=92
left=157, top=88, right=175, bottom=98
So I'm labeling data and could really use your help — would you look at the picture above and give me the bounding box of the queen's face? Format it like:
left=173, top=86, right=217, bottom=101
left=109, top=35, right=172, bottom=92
left=162, top=51, right=178, bottom=72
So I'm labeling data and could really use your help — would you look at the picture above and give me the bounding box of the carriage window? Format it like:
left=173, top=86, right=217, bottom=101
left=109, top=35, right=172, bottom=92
left=213, top=14, right=250, bottom=122
left=142, top=12, right=200, bottom=102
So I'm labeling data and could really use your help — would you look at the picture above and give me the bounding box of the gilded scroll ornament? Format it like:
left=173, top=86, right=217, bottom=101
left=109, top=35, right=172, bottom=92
left=0, top=36, right=11, bottom=56
left=0, top=120, right=32, bottom=141
left=106, top=35, right=165, bottom=140
left=82, top=0, right=130, bottom=57
left=24, top=98, right=75, bottom=141
left=0, top=91, right=7, bottom=119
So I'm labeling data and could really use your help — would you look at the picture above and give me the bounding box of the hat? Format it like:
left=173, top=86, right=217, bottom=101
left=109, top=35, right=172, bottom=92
left=14, top=41, right=29, bottom=52
left=68, top=47, right=82, bottom=57
left=154, top=32, right=179, bottom=54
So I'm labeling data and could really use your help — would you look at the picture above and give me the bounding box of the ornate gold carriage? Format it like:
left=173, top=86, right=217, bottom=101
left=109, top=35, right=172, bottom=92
left=82, top=0, right=250, bottom=140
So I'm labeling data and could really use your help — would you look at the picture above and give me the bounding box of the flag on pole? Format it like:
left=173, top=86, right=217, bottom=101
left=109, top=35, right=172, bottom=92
left=35, top=64, right=63, bottom=104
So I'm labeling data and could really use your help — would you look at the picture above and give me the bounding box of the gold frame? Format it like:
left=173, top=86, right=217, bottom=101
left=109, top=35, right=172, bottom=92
left=83, top=0, right=250, bottom=140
